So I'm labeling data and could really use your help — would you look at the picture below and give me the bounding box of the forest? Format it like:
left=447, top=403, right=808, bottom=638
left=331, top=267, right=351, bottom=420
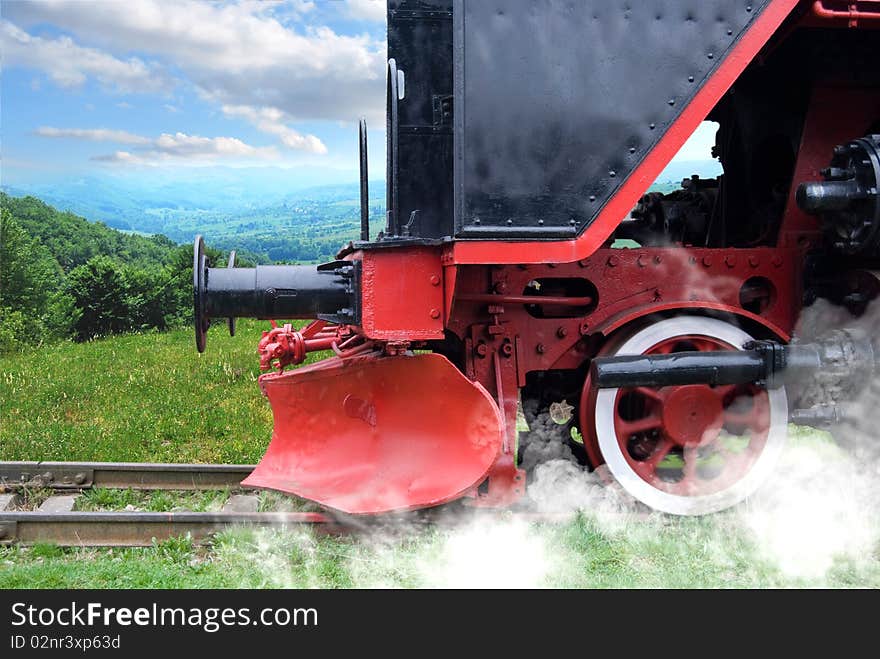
left=0, top=193, right=232, bottom=353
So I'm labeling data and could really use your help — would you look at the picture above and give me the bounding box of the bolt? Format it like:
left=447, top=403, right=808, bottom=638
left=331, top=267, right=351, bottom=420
left=429, top=274, right=441, bottom=286
left=609, top=170, right=616, bottom=178
left=536, top=343, right=546, bottom=354
left=771, top=255, right=783, bottom=267
left=654, top=255, right=662, bottom=264
left=702, top=255, right=713, bottom=267
left=475, top=343, right=488, bottom=358
left=74, top=472, right=87, bottom=485
left=579, top=321, right=590, bottom=336
left=557, top=326, right=568, bottom=339
left=725, top=255, right=737, bottom=268
left=429, top=308, right=440, bottom=319
left=607, top=255, right=619, bottom=267
left=637, top=254, right=648, bottom=268
left=578, top=258, right=590, bottom=268
left=494, top=281, right=508, bottom=294
left=748, top=255, right=760, bottom=268
left=501, top=343, right=514, bottom=357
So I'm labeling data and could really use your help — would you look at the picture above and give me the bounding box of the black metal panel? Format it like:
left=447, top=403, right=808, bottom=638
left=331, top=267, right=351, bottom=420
left=388, top=0, right=455, bottom=239
left=454, top=0, right=772, bottom=239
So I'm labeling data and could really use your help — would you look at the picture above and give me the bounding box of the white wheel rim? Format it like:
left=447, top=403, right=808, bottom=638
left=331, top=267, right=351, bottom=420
left=594, top=317, right=788, bottom=515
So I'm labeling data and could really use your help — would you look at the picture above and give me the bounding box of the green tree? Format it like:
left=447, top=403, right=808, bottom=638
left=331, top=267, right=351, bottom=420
left=66, top=256, right=134, bottom=340
left=0, top=210, right=62, bottom=313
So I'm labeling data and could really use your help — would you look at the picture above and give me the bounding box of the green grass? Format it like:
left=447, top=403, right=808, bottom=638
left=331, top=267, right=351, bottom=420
left=3, top=512, right=878, bottom=588
left=2, top=323, right=879, bottom=588
left=0, top=319, right=323, bottom=464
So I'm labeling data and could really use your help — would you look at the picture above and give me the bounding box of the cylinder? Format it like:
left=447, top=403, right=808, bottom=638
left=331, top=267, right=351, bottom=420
left=591, top=344, right=823, bottom=389
left=796, top=180, right=867, bottom=214
left=193, top=235, right=358, bottom=352
left=204, top=265, right=354, bottom=320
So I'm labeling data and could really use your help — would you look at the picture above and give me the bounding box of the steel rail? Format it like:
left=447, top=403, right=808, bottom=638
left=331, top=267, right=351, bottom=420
left=0, top=511, right=335, bottom=547
left=0, top=461, right=255, bottom=491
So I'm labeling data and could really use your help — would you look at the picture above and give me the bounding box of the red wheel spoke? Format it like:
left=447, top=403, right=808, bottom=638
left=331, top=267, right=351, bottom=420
left=633, top=386, right=664, bottom=403
left=682, top=447, right=699, bottom=481
left=645, top=439, right=673, bottom=467
left=618, top=414, right=662, bottom=436
left=712, top=384, right=738, bottom=401
left=723, top=409, right=755, bottom=428
left=691, top=338, right=720, bottom=352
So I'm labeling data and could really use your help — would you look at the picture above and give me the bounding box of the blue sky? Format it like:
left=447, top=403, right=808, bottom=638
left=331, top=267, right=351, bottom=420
left=2, top=0, right=389, bottom=187
left=2, top=0, right=717, bottom=191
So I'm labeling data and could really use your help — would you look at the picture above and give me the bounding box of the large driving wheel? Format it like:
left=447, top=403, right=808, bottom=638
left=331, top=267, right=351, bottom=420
left=580, top=316, right=788, bottom=515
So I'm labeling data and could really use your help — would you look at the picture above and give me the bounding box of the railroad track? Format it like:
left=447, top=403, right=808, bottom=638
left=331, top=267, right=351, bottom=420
left=0, top=461, right=255, bottom=491
left=0, top=460, right=338, bottom=547
left=0, top=461, right=581, bottom=547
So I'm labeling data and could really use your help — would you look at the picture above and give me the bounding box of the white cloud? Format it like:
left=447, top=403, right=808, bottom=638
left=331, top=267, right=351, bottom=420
left=0, top=19, right=172, bottom=94
left=35, top=125, right=278, bottom=164
left=152, top=132, right=277, bottom=160
left=4, top=1, right=386, bottom=123
left=116, top=102, right=133, bottom=109
left=221, top=104, right=327, bottom=154
left=346, top=0, right=386, bottom=23
left=35, top=126, right=151, bottom=144
left=163, top=104, right=180, bottom=113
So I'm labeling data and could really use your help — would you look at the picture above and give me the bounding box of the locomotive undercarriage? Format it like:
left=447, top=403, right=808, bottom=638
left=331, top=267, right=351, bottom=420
left=191, top=1, right=880, bottom=515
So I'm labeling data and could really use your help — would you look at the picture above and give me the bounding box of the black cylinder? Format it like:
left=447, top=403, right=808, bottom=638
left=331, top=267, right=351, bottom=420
left=204, top=265, right=354, bottom=320
left=796, top=180, right=867, bottom=214
left=193, top=236, right=358, bottom=352
left=591, top=344, right=823, bottom=389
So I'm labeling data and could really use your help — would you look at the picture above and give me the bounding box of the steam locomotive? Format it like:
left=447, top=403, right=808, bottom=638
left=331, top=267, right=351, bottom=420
left=192, top=0, right=880, bottom=515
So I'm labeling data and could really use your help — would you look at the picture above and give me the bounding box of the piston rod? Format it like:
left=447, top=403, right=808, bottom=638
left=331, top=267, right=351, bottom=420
left=591, top=333, right=875, bottom=390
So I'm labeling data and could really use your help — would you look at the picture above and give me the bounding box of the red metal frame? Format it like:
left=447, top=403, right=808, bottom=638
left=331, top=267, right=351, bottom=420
left=779, top=85, right=880, bottom=248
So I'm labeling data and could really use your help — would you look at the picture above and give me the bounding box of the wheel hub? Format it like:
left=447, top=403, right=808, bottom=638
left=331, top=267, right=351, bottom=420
left=660, top=385, right=723, bottom=448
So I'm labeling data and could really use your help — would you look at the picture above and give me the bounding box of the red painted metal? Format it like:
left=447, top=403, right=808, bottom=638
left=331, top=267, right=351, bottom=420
left=447, top=247, right=800, bottom=382
left=779, top=86, right=880, bottom=248
left=257, top=321, right=352, bottom=371
left=458, top=293, right=594, bottom=306
left=243, top=351, right=505, bottom=514
left=356, top=246, right=445, bottom=341
left=446, top=0, right=801, bottom=266
left=811, top=0, right=880, bottom=25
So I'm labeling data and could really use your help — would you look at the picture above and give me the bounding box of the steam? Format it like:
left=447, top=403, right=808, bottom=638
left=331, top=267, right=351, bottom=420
left=741, top=434, right=877, bottom=579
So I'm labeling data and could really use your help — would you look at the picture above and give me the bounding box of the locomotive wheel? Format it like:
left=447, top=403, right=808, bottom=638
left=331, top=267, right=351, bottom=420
left=580, top=316, right=788, bottom=515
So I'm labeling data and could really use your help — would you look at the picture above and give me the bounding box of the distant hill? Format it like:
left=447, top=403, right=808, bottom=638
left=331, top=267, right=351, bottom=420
left=0, top=193, right=182, bottom=272
left=2, top=159, right=720, bottom=263
left=2, top=174, right=386, bottom=264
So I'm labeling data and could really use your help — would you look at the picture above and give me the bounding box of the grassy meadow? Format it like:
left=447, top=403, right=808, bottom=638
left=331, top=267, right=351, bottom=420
left=2, top=322, right=880, bottom=588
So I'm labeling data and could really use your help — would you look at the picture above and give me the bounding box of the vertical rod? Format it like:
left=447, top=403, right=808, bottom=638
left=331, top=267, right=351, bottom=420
left=386, top=58, right=400, bottom=236
left=358, top=117, right=370, bottom=241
